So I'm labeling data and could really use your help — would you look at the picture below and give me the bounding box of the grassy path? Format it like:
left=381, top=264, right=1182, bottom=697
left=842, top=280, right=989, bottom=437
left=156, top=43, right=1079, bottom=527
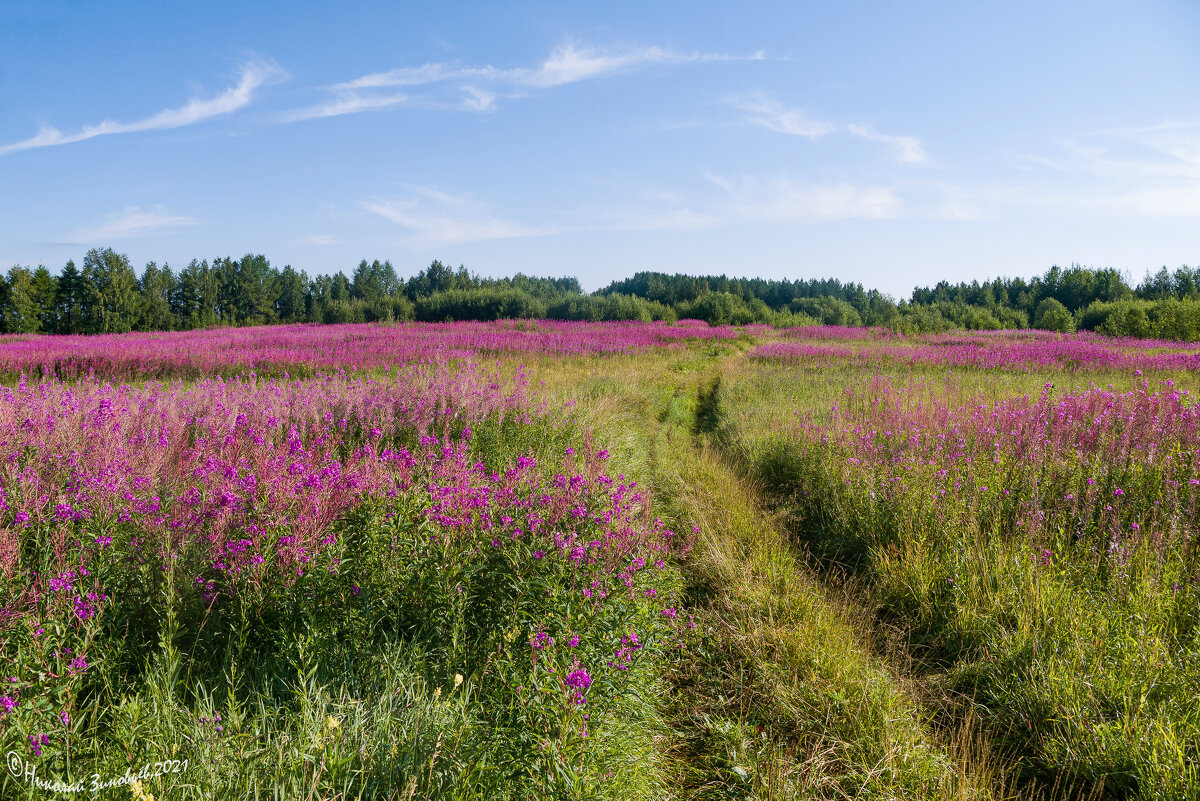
left=527, top=348, right=1001, bottom=800
left=704, top=352, right=1174, bottom=800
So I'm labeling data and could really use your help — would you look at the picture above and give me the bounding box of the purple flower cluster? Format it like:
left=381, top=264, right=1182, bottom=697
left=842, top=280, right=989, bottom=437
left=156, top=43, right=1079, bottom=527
left=564, top=667, right=592, bottom=690
left=28, top=732, right=49, bottom=756
left=564, top=665, right=593, bottom=706
left=785, top=372, right=1200, bottom=552
left=796, top=376, right=1200, bottom=470
left=608, top=632, right=644, bottom=671
left=0, top=365, right=530, bottom=581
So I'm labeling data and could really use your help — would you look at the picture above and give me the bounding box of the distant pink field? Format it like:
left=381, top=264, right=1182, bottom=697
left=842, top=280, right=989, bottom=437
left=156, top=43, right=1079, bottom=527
left=0, top=319, right=738, bottom=379
left=755, top=327, right=1200, bottom=371
left=4, top=320, right=1199, bottom=380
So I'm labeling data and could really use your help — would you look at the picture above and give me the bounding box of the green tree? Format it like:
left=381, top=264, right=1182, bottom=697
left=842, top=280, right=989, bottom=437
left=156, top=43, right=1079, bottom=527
left=175, top=259, right=218, bottom=329
left=139, top=261, right=175, bottom=331
left=56, top=260, right=86, bottom=334
left=82, top=248, right=140, bottom=333
left=1099, top=301, right=1153, bottom=338
left=275, top=266, right=310, bottom=322
left=31, top=266, right=59, bottom=333
left=0, top=266, right=42, bottom=333
left=351, top=259, right=384, bottom=304
left=212, top=257, right=240, bottom=324
left=233, top=253, right=278, bottom=325
left=330, top=271, right=352, bottom=302
left=1033, top=297, right=1075, bottom=332
left=404, top=260, right=471, bottom=299
left=680, top=291, right=744, bottom=325
left=308, top=274, right=333, bottom=321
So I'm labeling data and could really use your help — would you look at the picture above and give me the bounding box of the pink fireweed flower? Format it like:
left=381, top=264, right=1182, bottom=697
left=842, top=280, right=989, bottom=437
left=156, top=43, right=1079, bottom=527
left=28, top=733, right=49, bottom=756
left=565, top=667, right=592, bottom=691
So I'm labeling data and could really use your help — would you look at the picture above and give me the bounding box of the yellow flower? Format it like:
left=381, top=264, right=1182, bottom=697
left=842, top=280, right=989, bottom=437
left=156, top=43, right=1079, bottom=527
left=433, top=687, right=442, bottom=699
left=454, top=673, right=463, bottom=688
left=326, top=716, right=340, bottom=730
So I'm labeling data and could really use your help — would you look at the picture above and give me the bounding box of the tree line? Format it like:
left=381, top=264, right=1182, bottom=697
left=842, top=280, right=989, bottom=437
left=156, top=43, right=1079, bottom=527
left=598, top=264, right=1200, bottom=338
left=0, top=250, right=593, bottom=334
left=3, top=249, right=1199, bottom=340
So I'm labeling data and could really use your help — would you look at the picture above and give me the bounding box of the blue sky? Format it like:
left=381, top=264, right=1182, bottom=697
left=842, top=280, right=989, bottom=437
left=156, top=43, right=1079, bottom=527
left=2, top=1, right=1198, bottom=296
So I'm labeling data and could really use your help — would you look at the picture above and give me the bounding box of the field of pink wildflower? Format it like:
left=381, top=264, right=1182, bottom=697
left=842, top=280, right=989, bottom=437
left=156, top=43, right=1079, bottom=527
left=730, top=331, right=1200, bottom=799
left=0, top=319, right=737, bottom=380
left=754, top=326, right=1200, bottom=372
left=3, top=320, right=1199, bottom=800
left=0, top=324, right=707, bottom=799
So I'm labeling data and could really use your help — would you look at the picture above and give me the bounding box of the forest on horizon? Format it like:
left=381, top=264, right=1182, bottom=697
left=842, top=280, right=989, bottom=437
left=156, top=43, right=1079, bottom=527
left=4, top=247, right=1200, bottom=340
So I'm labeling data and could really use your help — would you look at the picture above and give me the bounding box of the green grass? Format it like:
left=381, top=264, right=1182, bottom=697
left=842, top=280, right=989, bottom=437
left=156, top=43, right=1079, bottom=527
left=6, top=334, right=1196, bottom=799
left=717, top=357, right=1200, bottom=800
left=522, top=349, right=1003, bottom=800
left=1, top=408, right=679, bottom=801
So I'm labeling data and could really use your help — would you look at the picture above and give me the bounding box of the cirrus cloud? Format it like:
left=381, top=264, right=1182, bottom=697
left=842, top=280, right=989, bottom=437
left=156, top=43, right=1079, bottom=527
left=69, top=205, right=199, bottom=243
left=285, top=41, right=766, bottom=121
left=1, top=60, right=287, bottom=156
left=363, top=186, right=556, bottom=247
left=735, top=92, right=930, bottom=166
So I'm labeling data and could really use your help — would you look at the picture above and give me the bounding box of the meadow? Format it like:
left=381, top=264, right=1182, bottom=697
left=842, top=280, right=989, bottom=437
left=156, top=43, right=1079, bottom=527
left=0, top=321, right=1196, bottom=800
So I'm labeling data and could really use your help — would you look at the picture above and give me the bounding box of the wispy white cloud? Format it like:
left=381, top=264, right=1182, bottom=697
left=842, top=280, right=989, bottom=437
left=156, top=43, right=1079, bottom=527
left=331, top=64, right=495, bottom=91
left=734, top=93, right=929, bottom=165
left=284, top=91, right=408, bottom=122
left=286, top=41, right=764, bottom=121
left=1066, top=125, right=1200, bottom=183
left=846, top=124, right=928, bottom=165
left=603, top=173, right=903, bottom=232
left=362, top=187, right=554, bottom=247
left=1017, top=123, right=1200, bottom=217
left=734, top=93, right=834, bottom=139
left=705, top=174, right=902, bottom=222
left=459, top=86, right=497, bottom=112
left=365, top=169, right=902, bottom=248
left=301, top=234, right=338, bottom=246
left=0, top=60, right=287, bottom=156
left=69, top=206, right=199, bottom=242
left=522, top=42, right=748, bottom=88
